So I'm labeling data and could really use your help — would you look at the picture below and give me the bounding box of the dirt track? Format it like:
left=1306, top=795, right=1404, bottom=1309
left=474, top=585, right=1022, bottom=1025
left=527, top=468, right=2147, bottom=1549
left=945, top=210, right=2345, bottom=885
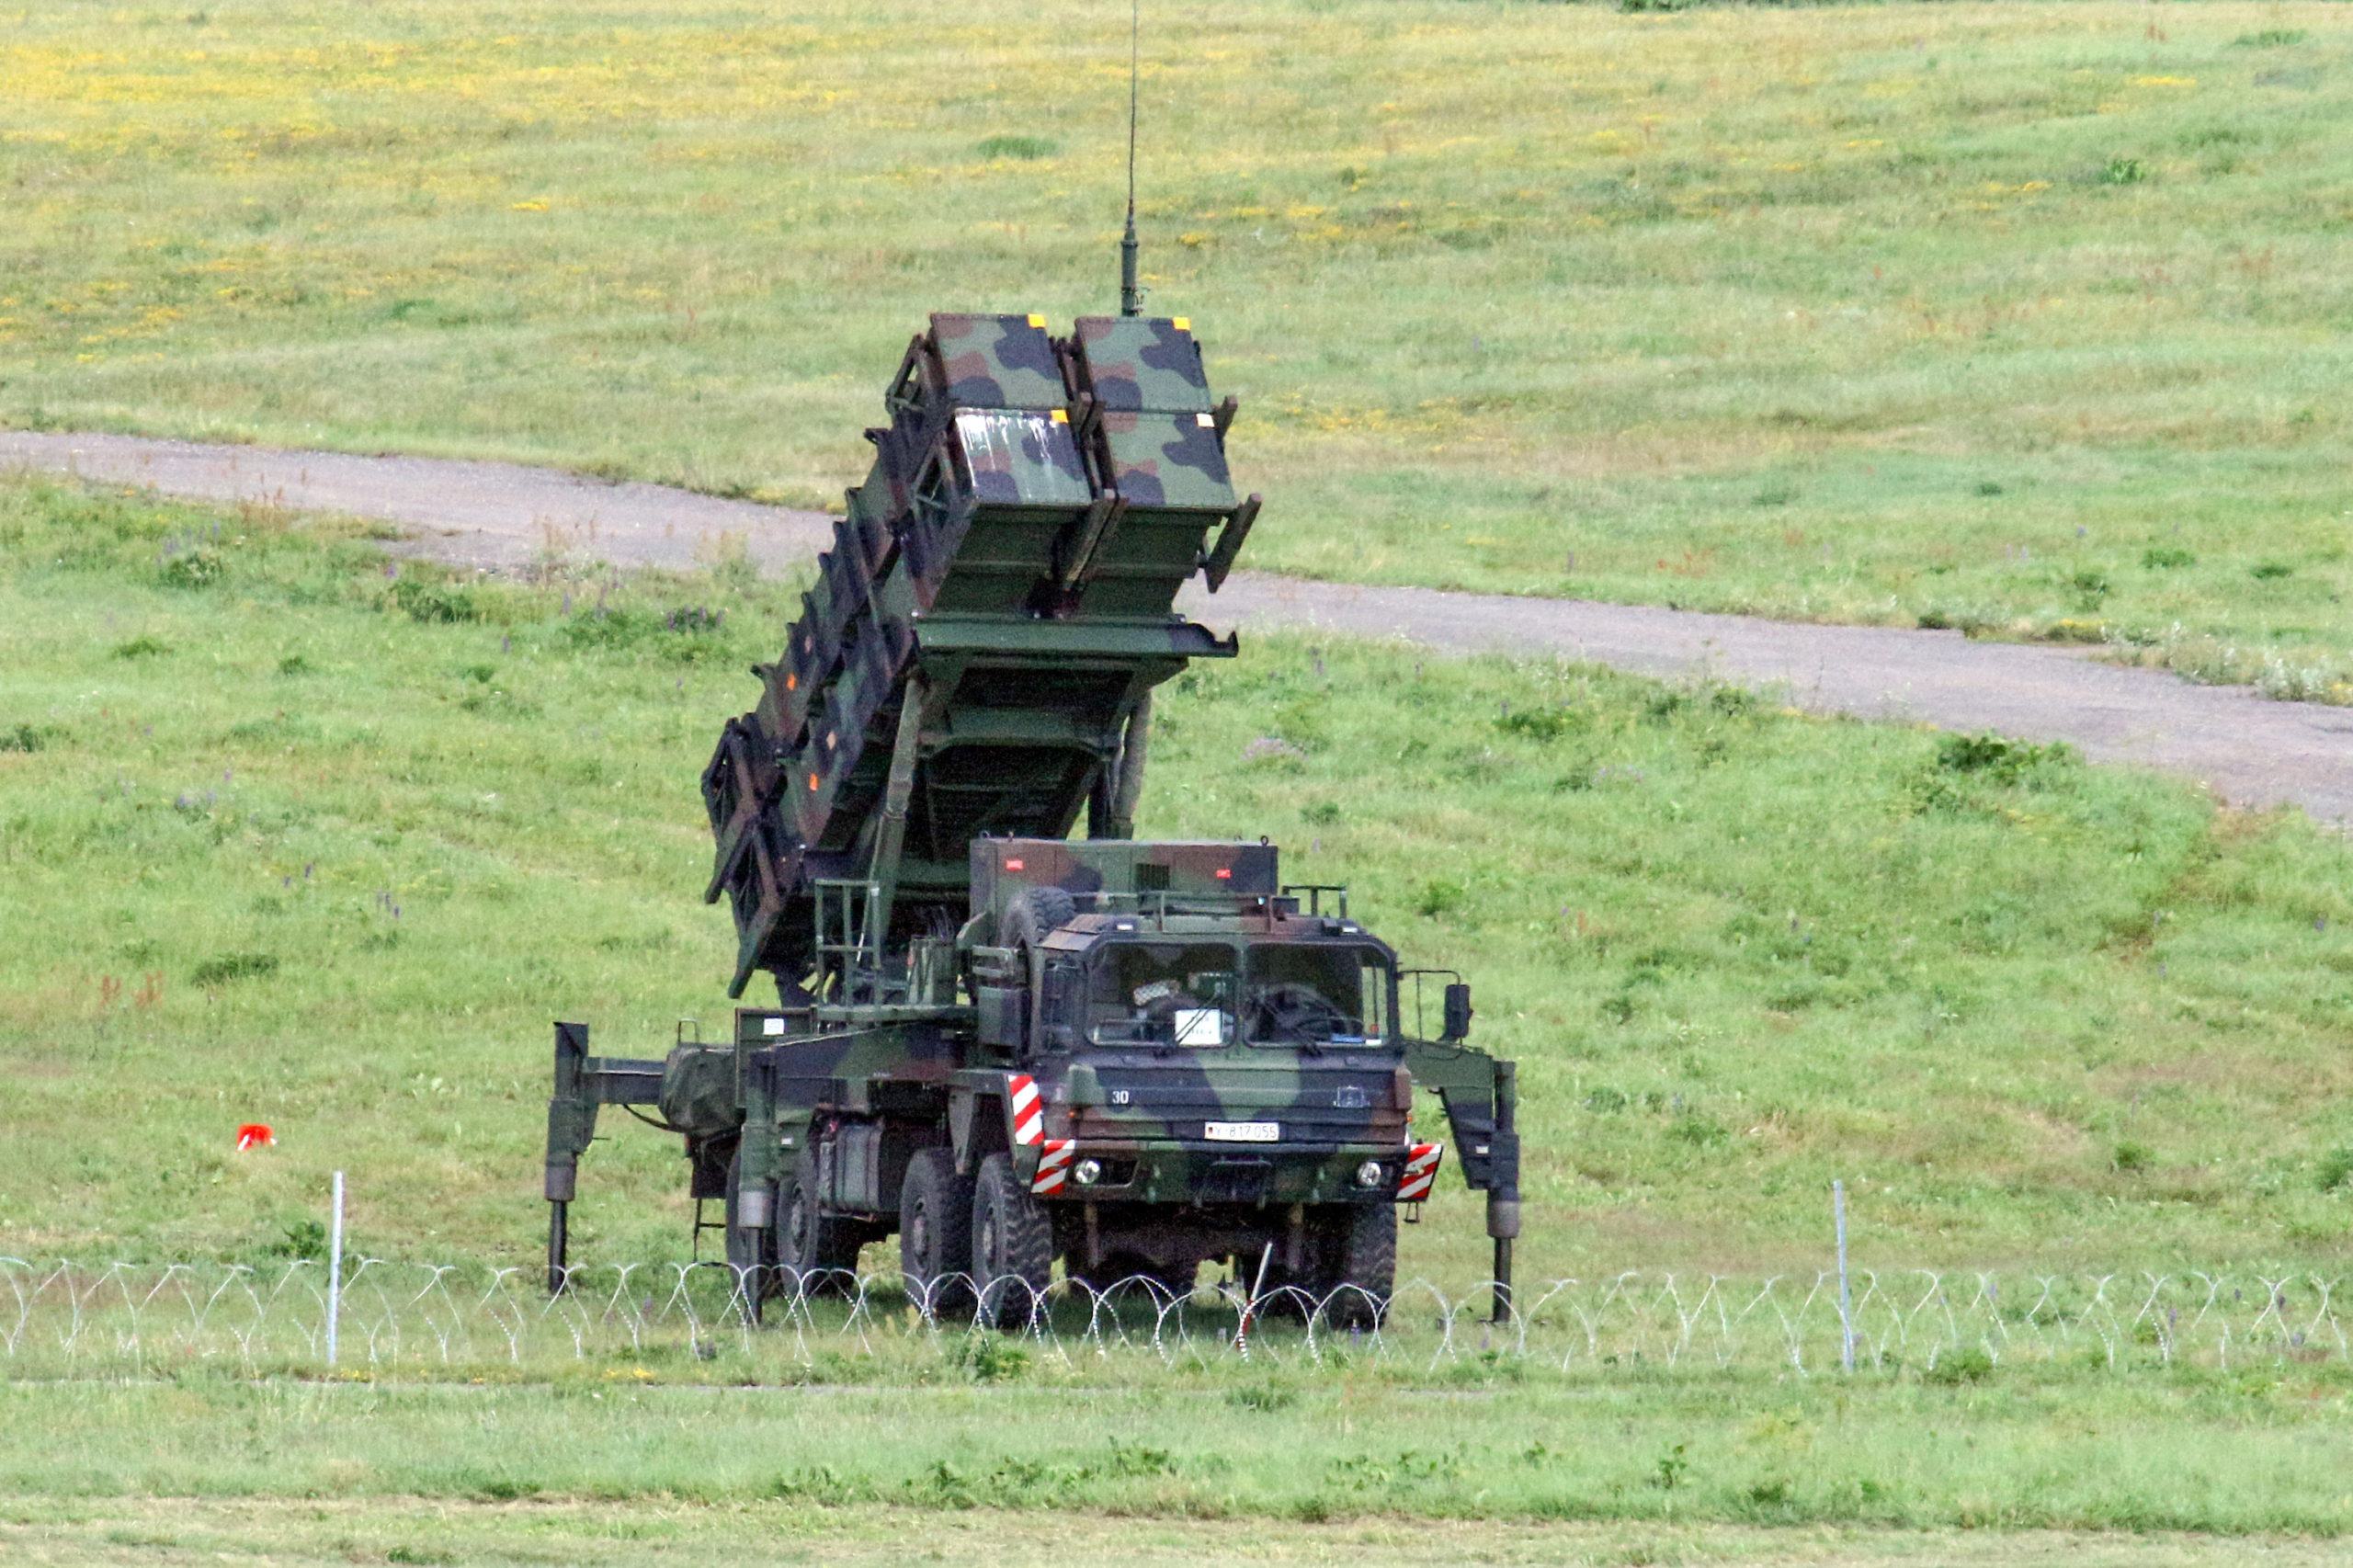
left=0, top=430, right=836, bottom=576
left=8, top=430, right=2347, bottom=825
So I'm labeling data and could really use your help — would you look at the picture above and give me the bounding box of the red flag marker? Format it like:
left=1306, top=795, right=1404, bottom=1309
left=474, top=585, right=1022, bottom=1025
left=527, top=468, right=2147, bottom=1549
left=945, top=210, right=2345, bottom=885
left=235, top=1124, right=274, bottom=1151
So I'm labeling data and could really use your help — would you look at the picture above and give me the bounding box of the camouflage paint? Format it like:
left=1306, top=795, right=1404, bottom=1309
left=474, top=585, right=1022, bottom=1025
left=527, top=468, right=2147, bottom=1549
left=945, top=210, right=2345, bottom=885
left=548, top=310, right=1518, bottom=1320
left=698, top=312, right=1258, bottom=995
left=1073, top=315, right=1213, bottom=413
left=931, top=313, right=1065, bottom=410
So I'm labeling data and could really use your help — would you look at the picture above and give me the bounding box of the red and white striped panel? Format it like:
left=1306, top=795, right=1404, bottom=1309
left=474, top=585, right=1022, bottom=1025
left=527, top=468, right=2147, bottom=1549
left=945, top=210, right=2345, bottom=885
left=1031, top=1139, right=1074, bottom=1195
left=1397, top=1142, right=1443, bottom=1201
left=1008, top=1074, right=1044, bottom=1146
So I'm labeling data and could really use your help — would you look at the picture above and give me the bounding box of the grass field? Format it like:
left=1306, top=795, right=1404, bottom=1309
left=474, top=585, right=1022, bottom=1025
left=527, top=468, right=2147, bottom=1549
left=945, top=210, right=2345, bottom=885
left=10, top=353, right=2353, bottom=1558
left=7, top=2, right=2353, bottom=695
left=6, top=473, right=2353, bottom=1278
left=11, top=1499, right=2352, bottom=1568
left=12, top=10, right=2353, bottom=1538
left=1, top=1370, right=2351, bottom=1540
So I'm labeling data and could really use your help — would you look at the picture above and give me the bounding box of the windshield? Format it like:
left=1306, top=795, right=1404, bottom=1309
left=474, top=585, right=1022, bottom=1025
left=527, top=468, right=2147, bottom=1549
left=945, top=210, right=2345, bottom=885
left=1243, top=942, right=1391, bottom=1046
left=1083, top=938, right=1394, bottom=1050
left=1086, top=941, right=1238, bottom=1047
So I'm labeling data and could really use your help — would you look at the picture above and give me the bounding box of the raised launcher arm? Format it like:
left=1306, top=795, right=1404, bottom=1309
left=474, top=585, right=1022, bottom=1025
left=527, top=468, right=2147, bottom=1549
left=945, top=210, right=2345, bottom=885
left=700, top=314, right=1261, bottom=1001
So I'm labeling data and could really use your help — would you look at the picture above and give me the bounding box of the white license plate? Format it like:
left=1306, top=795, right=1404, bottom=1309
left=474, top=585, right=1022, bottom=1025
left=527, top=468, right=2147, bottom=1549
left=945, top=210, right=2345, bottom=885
left=1205, top=1121, right=1279, bottom=1143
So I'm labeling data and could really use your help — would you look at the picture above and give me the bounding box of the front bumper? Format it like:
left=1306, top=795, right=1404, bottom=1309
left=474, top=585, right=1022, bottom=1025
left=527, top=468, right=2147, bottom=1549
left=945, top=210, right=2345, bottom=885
left=1020, top=1138, right=1418, bottom=1206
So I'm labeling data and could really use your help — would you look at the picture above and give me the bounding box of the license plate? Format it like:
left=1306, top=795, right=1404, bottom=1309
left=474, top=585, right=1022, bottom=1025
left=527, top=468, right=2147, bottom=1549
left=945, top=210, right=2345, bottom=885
left=1205, top=1120, right=1279, bottom=1143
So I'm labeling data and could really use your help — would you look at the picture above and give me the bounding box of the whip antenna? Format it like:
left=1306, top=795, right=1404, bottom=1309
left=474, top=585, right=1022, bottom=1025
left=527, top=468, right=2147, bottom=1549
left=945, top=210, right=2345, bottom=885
left=1119, top=0, right=1142, bottom=316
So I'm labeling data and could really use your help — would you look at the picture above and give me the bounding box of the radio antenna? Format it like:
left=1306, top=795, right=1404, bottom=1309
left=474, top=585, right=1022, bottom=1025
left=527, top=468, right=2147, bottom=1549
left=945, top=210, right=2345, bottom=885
left=1119, top=0, right=1142, bottom=316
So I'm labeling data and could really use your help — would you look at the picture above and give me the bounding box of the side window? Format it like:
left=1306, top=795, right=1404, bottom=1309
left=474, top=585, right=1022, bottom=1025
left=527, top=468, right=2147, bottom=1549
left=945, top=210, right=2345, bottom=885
left=1040, top=960, right=1083, bottom=1051
left=1360, top=965, right=1392, bottom=1045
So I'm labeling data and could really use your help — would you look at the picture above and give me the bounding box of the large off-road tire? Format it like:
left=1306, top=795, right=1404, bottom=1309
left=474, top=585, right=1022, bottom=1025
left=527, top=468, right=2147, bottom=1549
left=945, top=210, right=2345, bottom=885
left=1313, top=1201, right=1397, bottom=1331
left=899, top=1147, right=976, bottom=1320
left=998, top=885, right=1076, bottom=950
left=778, top=1145, right=865, bottom=1299
left=723, top=1146, right=779, bottom=1312
left=972, top=1153, right=1054, bottom=1330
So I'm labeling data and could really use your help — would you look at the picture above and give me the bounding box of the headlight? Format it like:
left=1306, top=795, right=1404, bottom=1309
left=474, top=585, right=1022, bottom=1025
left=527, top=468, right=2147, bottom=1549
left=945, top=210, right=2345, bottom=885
left=1355, top=1160, right=1385, bottom=1189
left=1075, top=1158, right=1104, bottom=1186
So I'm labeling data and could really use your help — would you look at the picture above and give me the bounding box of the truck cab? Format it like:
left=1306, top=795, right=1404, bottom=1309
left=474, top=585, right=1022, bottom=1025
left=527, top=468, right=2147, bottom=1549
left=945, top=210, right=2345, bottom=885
left=952, top=840, right=1435, bottom=1312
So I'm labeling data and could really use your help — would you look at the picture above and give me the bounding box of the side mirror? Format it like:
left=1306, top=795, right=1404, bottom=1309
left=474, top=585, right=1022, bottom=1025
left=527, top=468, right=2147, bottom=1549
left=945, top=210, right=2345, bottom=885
left=1441, top=982, right=1473, bottom=1042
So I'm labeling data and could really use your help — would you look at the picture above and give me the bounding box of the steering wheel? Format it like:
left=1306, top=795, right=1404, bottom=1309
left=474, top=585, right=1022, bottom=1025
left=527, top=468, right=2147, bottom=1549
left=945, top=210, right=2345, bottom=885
left=1245, top=983, right=1353, bottom=1045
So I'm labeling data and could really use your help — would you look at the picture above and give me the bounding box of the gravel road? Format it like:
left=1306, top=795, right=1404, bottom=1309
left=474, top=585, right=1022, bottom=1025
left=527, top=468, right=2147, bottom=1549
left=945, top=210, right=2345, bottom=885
left=0, top=430, right=835, bottom=576
left=8, top=430, right=2346, bottom=824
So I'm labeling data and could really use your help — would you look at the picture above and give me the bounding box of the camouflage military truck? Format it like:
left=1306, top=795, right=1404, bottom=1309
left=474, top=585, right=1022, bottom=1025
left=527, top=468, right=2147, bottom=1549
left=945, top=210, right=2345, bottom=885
left=542, top=312, right=1521, bottom=1326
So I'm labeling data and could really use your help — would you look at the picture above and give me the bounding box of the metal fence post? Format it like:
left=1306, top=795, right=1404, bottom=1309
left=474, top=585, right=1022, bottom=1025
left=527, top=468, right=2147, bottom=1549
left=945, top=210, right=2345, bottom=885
left=326, top=1170, right=345, bottom=1369
left=1835, top=1178, right=1853, bottom=1373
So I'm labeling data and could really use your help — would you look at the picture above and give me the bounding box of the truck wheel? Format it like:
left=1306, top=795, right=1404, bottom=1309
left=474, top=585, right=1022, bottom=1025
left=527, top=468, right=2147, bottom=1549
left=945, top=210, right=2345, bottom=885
left=899, top=1147, right=975, bottom=1320
left=778, top=1146, right=863, bottom=1299
left=1315, top=1202, right=1397, bottom=1332
left=972, top=1153, right=1053, bottom=1330
left=723, top=1146, right=779, bottom=1312
left=999, top=885, right=1076, bottom=949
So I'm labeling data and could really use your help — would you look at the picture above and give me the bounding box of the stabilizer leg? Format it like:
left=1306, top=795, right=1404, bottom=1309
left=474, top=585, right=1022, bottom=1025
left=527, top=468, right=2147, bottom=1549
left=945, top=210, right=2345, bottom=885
left=548, top=1200, right=570, bottom=1297
left=1487, top=1060, right=1520, bottom=1324
left=1404, top=1040, right=1522, bottom=1325
left=545, top=1020, right=597, bottom=1296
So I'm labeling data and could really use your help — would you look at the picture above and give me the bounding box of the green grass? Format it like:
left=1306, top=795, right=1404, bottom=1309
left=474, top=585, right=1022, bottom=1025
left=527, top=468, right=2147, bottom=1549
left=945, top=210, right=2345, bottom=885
left=4, top=1369, right=2353, bottom=1537
left=7, top=474, right=2353, bottom=1278
left=7, top=2, right=2353, bottom=691
left=7, top=1501, right=2346, bottom=1568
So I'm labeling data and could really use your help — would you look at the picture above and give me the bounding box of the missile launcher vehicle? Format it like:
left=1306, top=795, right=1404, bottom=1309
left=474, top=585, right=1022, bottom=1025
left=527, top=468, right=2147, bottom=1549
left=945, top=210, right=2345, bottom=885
left=542, top=312, right=1521, bottom=1325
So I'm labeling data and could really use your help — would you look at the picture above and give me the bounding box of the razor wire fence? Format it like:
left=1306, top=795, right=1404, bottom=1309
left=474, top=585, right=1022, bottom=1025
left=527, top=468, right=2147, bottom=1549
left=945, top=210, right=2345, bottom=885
left=2, top=1257, right=2344, bottom=1381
